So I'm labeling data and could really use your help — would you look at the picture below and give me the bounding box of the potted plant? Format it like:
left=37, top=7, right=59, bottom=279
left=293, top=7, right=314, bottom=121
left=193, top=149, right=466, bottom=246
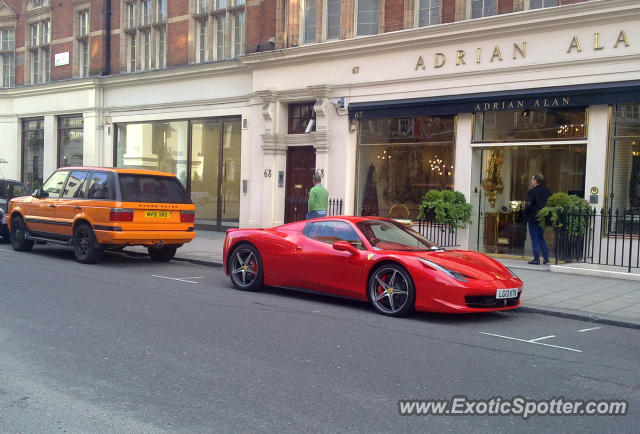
left=537, top=193, right=592, bottom=261
left=417, top=189, right=473, bottom=230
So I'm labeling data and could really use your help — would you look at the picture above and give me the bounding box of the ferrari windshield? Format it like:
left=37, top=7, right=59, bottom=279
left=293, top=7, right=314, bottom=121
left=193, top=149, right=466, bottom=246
left=356, top=220, right=438, bottom=251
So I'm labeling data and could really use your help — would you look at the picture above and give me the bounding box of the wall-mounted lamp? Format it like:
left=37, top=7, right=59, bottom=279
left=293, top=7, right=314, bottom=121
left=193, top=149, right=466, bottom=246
left=305, top=119, right=315, bottom=134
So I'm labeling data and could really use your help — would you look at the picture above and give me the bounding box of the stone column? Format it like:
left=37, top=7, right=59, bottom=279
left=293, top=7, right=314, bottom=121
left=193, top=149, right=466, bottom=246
left=454, top=112, right=473, bottom=250
left=43, top=115, right=57, bottom=179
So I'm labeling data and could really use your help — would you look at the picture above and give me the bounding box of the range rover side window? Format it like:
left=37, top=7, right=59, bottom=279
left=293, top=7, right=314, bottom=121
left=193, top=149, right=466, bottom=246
left=86, top=171, right=115, bottom=200
left=41, top=170, right=70, bottom=198
left=61, top=171, right=88, bottom=199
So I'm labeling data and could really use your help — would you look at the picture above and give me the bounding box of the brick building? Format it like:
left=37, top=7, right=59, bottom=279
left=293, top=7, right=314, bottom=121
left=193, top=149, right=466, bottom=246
left=0, top=0, right=639, bottom=262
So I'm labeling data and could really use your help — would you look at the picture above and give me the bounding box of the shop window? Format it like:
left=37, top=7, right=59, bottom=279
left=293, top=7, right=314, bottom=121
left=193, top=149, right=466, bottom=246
left=416, top=0, right=440, bottom=27
left=22, top=118, right=45, bottom=191
left=473, top=107, right=586, bottom=142
left=288, top=102, right=316, bottom=134
left=0, top=28, right=15, bottom=87
left=468, top=0, right=495, bottom=19
left=607, top=103, right=640, bottom=212
left=58, top=116, right=84, bottom=167
left=526, top=0, right=558, bottom=10
left=356, top=116, right=455, bottom=219
left=356, top=0, right=379, bottom=36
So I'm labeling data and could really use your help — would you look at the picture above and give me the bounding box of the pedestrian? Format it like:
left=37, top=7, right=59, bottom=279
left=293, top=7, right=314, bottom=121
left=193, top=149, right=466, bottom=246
left=524, top=173, right=551, bottom=264
left=306, top=174, right=328, bottom=219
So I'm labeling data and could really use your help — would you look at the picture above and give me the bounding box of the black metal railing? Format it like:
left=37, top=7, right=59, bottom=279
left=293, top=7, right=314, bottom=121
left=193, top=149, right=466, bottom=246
left=416, top=220, right=459, bottom=248
left=284, top=197, right=343, bottom=223
left=554, top=208, right=640, bottom=272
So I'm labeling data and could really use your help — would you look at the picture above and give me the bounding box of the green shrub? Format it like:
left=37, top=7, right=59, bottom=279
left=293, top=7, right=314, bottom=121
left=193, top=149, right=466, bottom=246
left=537, top=193, right=592, bottom=235
left=418, top=189, right=472, bottom=229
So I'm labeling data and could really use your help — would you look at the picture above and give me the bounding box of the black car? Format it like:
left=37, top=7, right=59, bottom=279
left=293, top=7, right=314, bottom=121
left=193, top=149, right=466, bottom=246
left=0, top=180, right=28, bottom=241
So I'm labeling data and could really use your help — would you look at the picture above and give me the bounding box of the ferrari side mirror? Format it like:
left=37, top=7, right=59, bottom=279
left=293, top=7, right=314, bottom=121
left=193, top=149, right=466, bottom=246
left=332, top=241, right=359, bottom=256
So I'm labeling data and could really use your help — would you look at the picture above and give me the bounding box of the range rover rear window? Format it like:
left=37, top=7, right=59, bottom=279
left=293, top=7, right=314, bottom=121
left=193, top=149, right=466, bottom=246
left=118, top=174, right=191, bottom=204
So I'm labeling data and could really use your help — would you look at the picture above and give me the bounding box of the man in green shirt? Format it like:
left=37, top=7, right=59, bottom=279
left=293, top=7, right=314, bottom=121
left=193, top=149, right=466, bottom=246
left=306, top=174, right=329, bottom=219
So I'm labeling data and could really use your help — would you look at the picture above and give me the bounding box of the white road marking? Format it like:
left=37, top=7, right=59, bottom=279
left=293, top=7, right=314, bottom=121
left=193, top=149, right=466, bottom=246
left=0, top=248, right=16, bottom=253
left=479, top=332, right=582, bottom=353
left=578, top=326, right=602, bottom=333
left=528, top=335, right=555, bottom=342
left=152, top=275, right=204, bottom=284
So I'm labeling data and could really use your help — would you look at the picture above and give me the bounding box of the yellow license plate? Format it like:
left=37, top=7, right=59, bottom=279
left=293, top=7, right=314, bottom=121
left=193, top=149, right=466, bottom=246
left=145, top=211, right=170, bottom=218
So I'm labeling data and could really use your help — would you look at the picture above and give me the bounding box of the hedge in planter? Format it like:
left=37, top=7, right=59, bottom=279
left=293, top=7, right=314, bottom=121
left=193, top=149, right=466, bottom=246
left=417, top=189, right=472, bottom=229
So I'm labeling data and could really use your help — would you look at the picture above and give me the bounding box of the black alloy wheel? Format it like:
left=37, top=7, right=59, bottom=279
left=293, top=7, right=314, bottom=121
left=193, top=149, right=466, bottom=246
left=368, top=264, right=416, bottom=317
left=73, top=223, right=104, bottom=264
left=229, top=244, right=264, bottom=292
left=9, top=216, right=34, bottom=252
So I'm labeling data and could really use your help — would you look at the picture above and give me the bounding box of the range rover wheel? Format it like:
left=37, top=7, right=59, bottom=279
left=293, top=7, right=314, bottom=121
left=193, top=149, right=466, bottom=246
left=10, top=216, right=34, bottom=252
left=73, top=223, right=104, bottom=264
left=228, top=244, right=264, bottom=292
left=148, top=246, right=177, bottom=262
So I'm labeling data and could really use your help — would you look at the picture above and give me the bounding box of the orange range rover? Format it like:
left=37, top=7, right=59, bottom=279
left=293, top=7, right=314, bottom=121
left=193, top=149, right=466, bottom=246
left=7, top=167, right=195, bottom=264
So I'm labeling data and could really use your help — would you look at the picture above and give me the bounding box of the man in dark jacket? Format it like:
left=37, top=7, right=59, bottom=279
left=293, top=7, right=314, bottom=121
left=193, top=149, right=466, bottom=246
left=524, top=173, right=551, bottom=264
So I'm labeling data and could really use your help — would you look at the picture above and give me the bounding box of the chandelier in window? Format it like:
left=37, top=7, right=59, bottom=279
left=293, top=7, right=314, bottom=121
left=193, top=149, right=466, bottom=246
left=428, top=155, right=452, bottom=176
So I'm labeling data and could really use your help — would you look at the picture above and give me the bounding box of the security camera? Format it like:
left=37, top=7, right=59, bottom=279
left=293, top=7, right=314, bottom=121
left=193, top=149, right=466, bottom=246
left=330, top=97, right=345, bottom=109
left=305, top=119, right=315, bottom=134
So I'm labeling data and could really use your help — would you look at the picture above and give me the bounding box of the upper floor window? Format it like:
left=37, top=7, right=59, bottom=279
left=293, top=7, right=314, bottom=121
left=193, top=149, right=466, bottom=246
left=192, top=0, right=246, bottom=63
left=289, top=102, right=316, bottom=134
left=302, top=0, right=317, bottom=44
left=469, top=0, right=495, bottom=19
left=325, top=0, right=340, bottom=40
left=76, top=10, right=90, bottom=77
left=124, top=0, right=167, bottom=72
left=526, top=0, right=558, bottom=9
left=0, top=28, right=15, bottom=87
left=417, top=0, right=440, bottom=27
left=356, top=0, right=379, bottom=36
left=28, top=20, right=50, bottom=84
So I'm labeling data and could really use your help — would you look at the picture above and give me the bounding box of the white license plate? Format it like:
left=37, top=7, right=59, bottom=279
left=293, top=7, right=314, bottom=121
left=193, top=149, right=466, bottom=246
left=496, top=288, right=519, bottom=299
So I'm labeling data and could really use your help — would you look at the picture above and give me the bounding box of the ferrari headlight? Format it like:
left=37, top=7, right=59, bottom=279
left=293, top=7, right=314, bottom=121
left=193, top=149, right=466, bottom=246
left=417, top=257, right=468, bottom=283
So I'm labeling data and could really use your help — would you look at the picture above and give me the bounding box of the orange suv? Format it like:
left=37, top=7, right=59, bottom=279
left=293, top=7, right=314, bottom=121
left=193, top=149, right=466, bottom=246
left=8, top=167, right=196, bottom=264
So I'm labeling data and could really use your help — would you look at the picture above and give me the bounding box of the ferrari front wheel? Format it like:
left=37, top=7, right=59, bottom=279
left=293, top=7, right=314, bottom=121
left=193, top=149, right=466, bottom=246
left=368, top=264, right=415, bottom=317
left=229, top=244, right=264, bottom=291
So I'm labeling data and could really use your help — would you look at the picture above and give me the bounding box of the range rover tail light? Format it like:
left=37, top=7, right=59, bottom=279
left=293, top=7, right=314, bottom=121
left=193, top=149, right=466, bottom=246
left=180, top=210, right=195, bottom=223
left=109, top=208, right=134, bottom=222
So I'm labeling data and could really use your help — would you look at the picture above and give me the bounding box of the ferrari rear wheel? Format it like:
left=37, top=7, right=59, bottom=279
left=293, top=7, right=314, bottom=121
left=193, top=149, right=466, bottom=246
left=368, top=264, right=415, bottom=317
left=229, top=244, right=264, bottom=291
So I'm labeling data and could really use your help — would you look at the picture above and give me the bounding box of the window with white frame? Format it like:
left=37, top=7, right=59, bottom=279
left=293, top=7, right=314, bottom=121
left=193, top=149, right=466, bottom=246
left=76, top=10, right=90, bottom=77
left=468, top=0, right=495, bottom=19
left=28, top=20, right=50, bottom=84
left=356, top=0, right=379, bottom=36
left=324, top=0, right=340, bottom=40
left=526, top=0, right=558, bottom=9
left=301, top=0, right=317, bottom=44
left=124, top=0, right=167, bottom=72
left=0, top=28, right=15, bottom=87
left=193, top=0, right=246, bottom=63
left=417, top=0, right=440, bottom=27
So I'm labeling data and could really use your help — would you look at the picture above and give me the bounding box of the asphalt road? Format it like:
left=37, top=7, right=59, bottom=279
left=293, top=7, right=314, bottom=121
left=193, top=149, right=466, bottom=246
left=0, top=243, right=638, bottom=433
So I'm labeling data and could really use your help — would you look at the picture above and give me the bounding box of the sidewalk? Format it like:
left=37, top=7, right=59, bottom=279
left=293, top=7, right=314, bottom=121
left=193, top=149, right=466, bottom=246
left=142, top=230, right=640, bottom=328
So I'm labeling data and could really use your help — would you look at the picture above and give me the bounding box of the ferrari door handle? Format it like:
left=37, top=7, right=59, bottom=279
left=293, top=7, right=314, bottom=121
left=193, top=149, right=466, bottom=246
left=295, top=245, right=303, bottom=251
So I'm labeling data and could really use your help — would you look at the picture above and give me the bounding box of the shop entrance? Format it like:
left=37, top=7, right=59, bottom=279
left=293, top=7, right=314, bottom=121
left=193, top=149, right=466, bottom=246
left=284, top=146, right=316, bottom=223
left=476, top=145, right=586, bottom=258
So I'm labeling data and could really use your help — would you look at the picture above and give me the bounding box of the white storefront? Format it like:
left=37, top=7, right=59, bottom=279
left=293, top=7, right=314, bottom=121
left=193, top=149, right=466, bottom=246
left=0, top=0, right=638, bottom=254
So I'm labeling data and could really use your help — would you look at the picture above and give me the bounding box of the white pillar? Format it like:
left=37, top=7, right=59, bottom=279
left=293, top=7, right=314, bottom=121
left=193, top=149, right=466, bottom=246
left=43, top=115, right=57, bottom=178
left=82, top=111, right=101, bottom=166
left=0, top=116, right=19, bottom=180
left=454, top=113, right=473, bottom=250
left=584, top=104, right=609, bottom=211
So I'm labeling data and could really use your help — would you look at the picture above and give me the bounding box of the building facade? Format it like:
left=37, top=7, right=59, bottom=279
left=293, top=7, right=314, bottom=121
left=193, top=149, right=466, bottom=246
left=0, top=0, right=639, bottom=259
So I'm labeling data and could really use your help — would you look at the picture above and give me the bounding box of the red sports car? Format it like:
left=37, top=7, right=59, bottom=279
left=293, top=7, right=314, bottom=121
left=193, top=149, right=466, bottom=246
left=223, top=216, right=523, bottom=316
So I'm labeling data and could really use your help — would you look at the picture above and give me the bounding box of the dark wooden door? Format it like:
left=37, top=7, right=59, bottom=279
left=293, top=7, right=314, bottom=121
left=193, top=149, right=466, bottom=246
left=285, top=146, right=316, bottom=223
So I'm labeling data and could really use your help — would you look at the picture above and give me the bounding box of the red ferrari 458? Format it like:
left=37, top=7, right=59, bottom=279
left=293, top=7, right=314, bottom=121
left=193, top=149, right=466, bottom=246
left=223, top=216, right=523, bottom=316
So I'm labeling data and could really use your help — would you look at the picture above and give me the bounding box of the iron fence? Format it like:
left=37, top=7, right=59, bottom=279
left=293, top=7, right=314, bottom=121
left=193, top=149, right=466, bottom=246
left=554, top=208, right=640, bottom=272
left=416, top=220, right=459, bottom=248
left=284, top=197, right=343, bottom=223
